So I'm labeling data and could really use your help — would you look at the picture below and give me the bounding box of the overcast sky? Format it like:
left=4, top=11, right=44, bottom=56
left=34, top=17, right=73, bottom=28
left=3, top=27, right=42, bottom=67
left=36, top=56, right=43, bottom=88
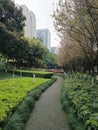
left=13, top=0, right=59, bottom=47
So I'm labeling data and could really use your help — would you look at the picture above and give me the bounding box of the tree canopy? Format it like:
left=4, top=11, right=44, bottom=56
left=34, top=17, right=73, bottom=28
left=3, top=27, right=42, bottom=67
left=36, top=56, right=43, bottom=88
left=53, top=0, right=98, bottom=73
left=0, top=0, right=25, bottom=58
left=0, top=0, right=25, bottom=33
left=0, top=0, right=58, bottom=69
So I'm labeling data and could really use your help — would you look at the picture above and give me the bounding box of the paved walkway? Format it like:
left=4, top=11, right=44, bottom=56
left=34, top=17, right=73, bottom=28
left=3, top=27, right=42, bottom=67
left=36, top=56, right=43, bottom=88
left=25, top=77, right=70, bottom=130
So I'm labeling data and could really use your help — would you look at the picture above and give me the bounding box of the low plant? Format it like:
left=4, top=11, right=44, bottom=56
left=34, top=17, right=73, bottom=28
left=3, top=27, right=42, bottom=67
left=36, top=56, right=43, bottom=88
left=61, top=86, right=86, bottom=130
left=57, top=73, right=65, bottom=78
left=61, top=77, right=98, bottom=130
left=2, top=75, right=57, bottom=130
left=0, top=75, right=50, bottom=123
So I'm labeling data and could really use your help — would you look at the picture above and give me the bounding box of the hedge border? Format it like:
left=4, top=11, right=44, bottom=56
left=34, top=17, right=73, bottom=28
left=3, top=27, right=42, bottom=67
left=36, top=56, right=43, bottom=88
left=7, top=70, right=53, bottom=78
left=60, top=85, right=86, bottom=130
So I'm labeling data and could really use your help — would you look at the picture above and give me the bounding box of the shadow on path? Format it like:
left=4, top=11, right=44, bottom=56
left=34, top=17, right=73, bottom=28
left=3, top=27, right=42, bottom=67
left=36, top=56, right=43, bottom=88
left=25, top=77, right=70, bottom=130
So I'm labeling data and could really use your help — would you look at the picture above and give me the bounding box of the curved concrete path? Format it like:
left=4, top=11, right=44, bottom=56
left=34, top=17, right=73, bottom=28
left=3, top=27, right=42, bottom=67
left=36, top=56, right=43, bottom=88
left=25, top=77, right=70, bottom=130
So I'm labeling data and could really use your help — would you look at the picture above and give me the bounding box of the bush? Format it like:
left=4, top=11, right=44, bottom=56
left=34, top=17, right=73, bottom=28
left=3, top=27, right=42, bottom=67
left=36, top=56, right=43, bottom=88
left=60, top=81, right=86, bottom=130
left=7, top=69, right=53, bottom=78
left=61, top=77, right=98, bottom=130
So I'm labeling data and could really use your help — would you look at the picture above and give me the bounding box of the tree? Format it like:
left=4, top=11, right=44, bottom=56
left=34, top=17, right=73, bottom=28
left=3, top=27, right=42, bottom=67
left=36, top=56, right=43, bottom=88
left=27, top=38, right=46, bottom=67
left=42, top=49, right=58, bottom=69
left=57, top=38, right=85, bottom=72
left=53, top=0, right=98, bottom=73
left=0, top=0, right=25, bottom=34
left=0, top=0, right=25, bottom=58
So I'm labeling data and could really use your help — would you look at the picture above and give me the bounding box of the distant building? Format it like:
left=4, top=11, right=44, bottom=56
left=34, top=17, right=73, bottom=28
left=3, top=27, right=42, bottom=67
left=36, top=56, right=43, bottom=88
left=37, top=29, right=50, bottom=50
left=50, top=47, right=58, bottom=54
left=16, top=4, right=36, bottom=39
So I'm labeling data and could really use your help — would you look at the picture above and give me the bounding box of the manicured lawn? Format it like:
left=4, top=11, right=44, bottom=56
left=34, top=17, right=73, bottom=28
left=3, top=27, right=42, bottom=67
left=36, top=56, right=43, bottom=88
left=0, top=74, right=50, bottom=122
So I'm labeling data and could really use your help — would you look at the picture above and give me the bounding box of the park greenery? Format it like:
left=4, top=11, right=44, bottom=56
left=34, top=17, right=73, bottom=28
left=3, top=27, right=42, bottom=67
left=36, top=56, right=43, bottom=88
left=7, top=69, right=53, bottom=78
left=61, top=75, right=98, bottom=130
left=0, top=75, right=57, bottom=129
left=0, top=74, right=50, bottom=122
left=0, top=73, right=57, bottom=130
left=14, top=69, right=53, bottom=74
left=53, top=0, right=98, bottom=74
left=1, top=0, right=98, bottom=130
left=0, top=1, right=58, bottom=129
left=0, top=0, right=58, bottom=70
left=53, top=0, right=98, bottom=129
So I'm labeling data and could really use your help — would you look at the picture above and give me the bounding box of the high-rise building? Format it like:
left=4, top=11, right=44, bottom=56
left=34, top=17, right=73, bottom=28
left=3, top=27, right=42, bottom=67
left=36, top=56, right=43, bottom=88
left=50, top=47, right=58, bottom=54
left=16, top=4, right=36, bottom=39
left=37, top=29, right=50, bottom=50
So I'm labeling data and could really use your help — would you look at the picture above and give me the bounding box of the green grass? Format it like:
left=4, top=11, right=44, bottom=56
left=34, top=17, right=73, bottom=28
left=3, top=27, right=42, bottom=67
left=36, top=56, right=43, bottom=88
left=0, top=74, right=50, bottom=122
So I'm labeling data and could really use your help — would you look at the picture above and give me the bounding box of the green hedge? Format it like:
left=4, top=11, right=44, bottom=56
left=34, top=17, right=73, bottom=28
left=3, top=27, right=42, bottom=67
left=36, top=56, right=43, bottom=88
left=61, top=77, right=98, bottom=130
left=2, top=75, right=57, bottom=130
left=7, top=70, right=53, bottom=78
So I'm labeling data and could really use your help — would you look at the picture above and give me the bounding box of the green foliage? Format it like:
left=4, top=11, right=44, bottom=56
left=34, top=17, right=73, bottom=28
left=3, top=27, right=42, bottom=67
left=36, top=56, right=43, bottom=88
left=0, top=0, right=25, bottom=58
left=0, top=74, right=50, bottom=122
left=57, top=73, right=65, bottom=78
left=0, top=73, right=20, bottom=80
left=15, top=69, right=53, bottom=74
left=4, top=112, right=24, bottom=130
left=0, top=61, right=5, bottom=70
left=0, top=0, right=57, bottom=68
left=0, top=0, right=25, bottom=33
left=61, top=85, right=86, bottom=130
left=1, top=36, right=46, bottom=68
left=42, top=49, right=58, bottom=69
left=27, top=38, right=46, bottom=67
left=61, top=77, right=98, bottom=129
left=2, top=75, right=57, bottom=130
left=8, top=69, right=53, bottom=78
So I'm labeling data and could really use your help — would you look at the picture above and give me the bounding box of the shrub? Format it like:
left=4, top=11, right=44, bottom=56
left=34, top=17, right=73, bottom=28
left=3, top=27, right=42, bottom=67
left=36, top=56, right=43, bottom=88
left=62, top=77, right=98, bottom=129
left=60, top=80, right=86, bottom=130
left=7, top=69, right=53, bottom=78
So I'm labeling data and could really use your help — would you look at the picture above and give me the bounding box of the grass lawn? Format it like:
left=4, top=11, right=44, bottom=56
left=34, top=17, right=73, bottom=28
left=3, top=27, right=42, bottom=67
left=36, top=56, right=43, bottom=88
left=0, top=73, right=50, bottom=122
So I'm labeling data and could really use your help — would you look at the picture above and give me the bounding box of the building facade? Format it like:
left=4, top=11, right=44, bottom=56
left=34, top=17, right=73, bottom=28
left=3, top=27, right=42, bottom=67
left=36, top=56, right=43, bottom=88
left=50, top=47, right=58, bottom=54
left=16, top=4, right=36, bottom=39
left=37, top=29, right=50, bottom=50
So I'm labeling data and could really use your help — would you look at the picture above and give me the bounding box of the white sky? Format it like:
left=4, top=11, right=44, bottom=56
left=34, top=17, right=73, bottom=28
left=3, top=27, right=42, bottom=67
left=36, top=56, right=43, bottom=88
left=13, top=0, right=59, bottom=47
